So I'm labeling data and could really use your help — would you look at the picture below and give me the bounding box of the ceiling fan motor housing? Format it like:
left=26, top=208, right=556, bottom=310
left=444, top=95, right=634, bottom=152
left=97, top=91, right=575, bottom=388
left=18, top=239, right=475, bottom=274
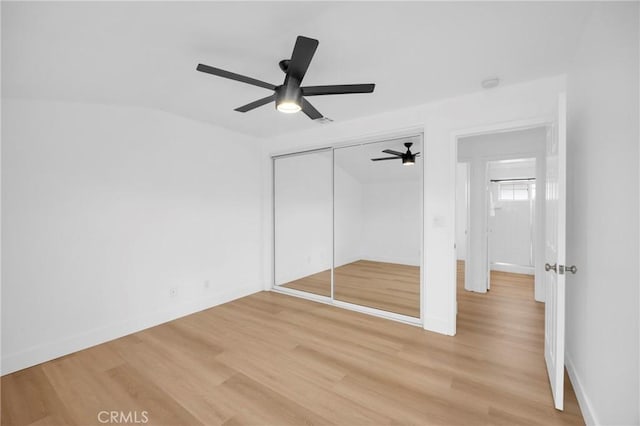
left=278, top=59, right=290, bottom=73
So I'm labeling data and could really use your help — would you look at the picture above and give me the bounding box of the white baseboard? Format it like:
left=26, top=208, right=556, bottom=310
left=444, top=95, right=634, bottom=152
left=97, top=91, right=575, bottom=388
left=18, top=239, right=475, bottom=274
left=565, top=351, right=599, bottom=426
left=423, top=314, right=455, bottom=336
left=491, top=262, right=534, bottom=275
left=1, top=284, right=261, bottom=375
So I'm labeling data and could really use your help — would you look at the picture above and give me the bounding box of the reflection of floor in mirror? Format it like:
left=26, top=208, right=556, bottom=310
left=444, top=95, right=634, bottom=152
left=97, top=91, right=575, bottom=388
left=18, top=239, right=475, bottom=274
left=279, top=269, right=332, bottom=297
left=279, top=260, right=420, bottom=318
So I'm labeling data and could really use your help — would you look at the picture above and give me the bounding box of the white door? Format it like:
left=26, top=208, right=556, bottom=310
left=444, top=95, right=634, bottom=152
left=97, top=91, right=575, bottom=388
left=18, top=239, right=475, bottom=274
left=544, top=93, right=567, bottom=410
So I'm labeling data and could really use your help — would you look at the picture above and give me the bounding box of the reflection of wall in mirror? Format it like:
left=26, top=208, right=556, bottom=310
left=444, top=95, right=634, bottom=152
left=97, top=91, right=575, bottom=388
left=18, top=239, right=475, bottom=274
left=334, top=164, right=364, bottom=267
left=335, top=162, right=421, bottom=268
left=276, top=150, right=422, bottom=287
left=360, top=181, right=421, bottom=266
left=274, top=153, right=332, bottom=285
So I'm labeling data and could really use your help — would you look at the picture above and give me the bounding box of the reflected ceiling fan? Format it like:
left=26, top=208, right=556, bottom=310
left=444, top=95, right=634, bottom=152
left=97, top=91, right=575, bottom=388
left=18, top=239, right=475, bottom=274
left=371, top=142, right=420, bottom=166
left=196, top=35, right=375, bottom=120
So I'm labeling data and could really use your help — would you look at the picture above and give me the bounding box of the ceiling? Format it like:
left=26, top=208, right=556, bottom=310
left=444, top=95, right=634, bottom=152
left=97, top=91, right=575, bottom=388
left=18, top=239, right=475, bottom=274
left=2, top=2, right=593, bottom=138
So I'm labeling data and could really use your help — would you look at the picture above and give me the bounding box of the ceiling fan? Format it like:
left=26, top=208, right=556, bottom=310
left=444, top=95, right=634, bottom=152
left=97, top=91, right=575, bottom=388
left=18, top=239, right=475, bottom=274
left=371, top=142, right=420, bottom=166
left=196, top=35, right=375, bottom=120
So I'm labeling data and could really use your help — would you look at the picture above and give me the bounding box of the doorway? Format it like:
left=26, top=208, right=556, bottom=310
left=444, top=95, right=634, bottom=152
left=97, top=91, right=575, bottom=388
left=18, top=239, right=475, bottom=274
left=452, top=95, right=568, bottom=411
left=455, top=126, right=546, bottom=300
left=488, top=158, right=537, bottom=289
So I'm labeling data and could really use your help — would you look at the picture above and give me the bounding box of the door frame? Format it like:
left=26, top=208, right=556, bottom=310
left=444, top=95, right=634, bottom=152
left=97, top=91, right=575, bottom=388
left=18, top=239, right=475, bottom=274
left=451, top=116, right=553, bottom=334
left=271, top=128, right=425, bottom=327
left=455, top=161, right=471, bottom=293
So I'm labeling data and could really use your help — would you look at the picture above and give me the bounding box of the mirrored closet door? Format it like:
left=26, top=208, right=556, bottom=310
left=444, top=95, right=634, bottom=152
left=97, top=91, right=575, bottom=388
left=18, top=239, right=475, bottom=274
left=273, top=149, right=332, bottom=298
left=273, top=135, right=422, bottom=323
left=334, top=137, right=422, bottom=318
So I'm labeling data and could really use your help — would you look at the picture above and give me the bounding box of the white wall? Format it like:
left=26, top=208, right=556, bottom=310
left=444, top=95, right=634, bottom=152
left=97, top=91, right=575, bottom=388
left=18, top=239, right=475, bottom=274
left=273, top=151, right=333, bottom=284
left=1, top=99, right=263, bottom=374
left=458, top=128, right=546, bottom=300
left=360, top=181, right=421, bottom=266
left=264, top=75, right=565, bottom=335
left=455, top=163, right=468, bottom=260
left=565, top=3, right=639, bottom=425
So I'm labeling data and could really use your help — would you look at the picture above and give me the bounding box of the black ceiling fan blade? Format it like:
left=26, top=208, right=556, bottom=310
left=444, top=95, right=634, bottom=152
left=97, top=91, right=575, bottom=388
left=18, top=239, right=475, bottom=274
left=287, top=36, right=319, bottom=83
left=301, top=98, right=323, bottom=120
left=234, top=95, right=276, bottom=113
left=382, top=149, right=404, bottom=156
left=371, top=157, right=401, bottom=161
left=302, top=84, right=375, bottom=96
left=414, top=152, right=421, bottom=156
left=197, top=64, right=277, bottom=91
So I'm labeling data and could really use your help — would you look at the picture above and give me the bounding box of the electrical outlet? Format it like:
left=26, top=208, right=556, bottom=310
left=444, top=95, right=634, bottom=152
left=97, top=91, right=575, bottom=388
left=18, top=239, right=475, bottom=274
left=169, top=287, right=177, bottom=298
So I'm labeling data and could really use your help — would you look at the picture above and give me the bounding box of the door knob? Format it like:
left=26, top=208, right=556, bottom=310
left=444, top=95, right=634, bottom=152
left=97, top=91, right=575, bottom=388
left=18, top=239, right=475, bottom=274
left=545, top=263, right=557, bottom=273
left=565, top=265, right=577, bottom=274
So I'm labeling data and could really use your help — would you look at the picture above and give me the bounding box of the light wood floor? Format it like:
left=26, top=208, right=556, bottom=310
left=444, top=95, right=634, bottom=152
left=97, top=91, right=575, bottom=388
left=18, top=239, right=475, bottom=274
left=2, top=263, right=583, bottom=426
left=280, top=260, right=420, bottom=317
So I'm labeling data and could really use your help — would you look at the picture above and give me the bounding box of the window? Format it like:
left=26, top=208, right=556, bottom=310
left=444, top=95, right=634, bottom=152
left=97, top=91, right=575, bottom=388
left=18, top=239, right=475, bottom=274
left=499, top=183, right=530, bottom=201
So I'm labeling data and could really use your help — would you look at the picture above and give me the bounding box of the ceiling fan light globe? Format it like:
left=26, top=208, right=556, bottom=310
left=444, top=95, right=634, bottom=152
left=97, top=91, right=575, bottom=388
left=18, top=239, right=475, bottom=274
left=402, top=156, right=416, bottom=166
left=277, top=101, right=301, bottom=113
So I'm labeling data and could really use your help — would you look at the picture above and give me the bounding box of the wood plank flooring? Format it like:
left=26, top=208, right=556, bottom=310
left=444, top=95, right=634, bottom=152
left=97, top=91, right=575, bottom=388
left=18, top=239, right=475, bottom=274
left=2, top=263, right=583, bottom=425
left=280, top=260, right=420, bottom=317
